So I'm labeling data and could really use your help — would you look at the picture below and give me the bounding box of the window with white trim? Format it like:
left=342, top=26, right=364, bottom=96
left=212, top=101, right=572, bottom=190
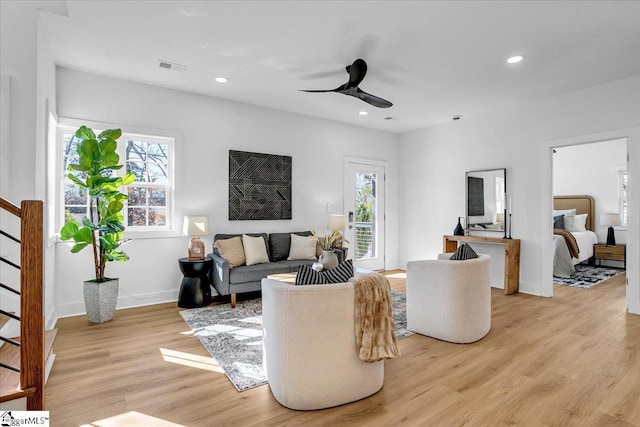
left=58, top=125, right=175, bottom=233
left=619, top=169, right=628, bottom=227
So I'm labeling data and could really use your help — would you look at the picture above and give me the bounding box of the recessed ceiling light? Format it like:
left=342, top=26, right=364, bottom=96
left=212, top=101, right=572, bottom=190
left=359, top=111, right=368, bottom=116
left=507, top=55, right=524, bottom=64
left=215, top=76, right=228, bottom=83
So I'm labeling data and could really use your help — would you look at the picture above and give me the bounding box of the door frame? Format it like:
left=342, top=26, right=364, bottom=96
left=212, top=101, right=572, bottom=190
left=344, top=156, right=388, bottom=271
left=541, top=127, right=639, bottom=314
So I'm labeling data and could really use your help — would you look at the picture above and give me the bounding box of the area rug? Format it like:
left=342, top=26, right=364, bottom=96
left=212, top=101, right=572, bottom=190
left=179, top=290, right=414, bottom=391
left=553, top=264, right=625, bottom=289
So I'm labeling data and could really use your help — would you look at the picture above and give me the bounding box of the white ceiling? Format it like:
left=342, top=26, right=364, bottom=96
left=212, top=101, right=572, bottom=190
left=41, top=1, right=640, bottom=133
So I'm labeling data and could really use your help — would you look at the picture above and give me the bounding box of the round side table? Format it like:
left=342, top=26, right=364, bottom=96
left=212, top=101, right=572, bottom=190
left=178, top=257, right=213, bottom=308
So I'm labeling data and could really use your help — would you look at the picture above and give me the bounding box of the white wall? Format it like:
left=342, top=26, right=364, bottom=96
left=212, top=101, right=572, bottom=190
left=0, top=1, right=65, bottom=329
left=399, top=75, right=640, bottom=312
left=553, top=139, right=627, bottom=244
left=54, top=68, right=399, bottom=318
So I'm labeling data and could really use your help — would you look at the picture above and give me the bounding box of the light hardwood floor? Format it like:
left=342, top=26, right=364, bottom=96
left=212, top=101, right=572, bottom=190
left=46, top=271, right=639, bottom=426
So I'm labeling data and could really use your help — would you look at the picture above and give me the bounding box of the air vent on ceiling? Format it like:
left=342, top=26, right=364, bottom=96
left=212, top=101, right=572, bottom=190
left=158, top=60, right=187, bottom=72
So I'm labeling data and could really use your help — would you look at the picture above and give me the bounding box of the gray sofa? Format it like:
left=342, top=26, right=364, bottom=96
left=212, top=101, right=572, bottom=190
left=209, top=231, right=345, bottom=307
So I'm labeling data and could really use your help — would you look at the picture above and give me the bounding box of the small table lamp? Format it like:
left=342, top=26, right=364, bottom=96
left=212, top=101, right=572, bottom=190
left=183, top=216, right=209, bottom=259
left=327, top=214, right=346, bottom=248
left=599, top=213, right=621, bottom=246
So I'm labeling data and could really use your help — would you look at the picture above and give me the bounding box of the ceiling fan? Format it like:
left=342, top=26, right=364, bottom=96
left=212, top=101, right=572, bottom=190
left=300, top=59, right=393, bottom=108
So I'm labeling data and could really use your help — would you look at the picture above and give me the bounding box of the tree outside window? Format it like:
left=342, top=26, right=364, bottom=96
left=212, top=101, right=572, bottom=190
left=60, top=127, right=174, bottom=232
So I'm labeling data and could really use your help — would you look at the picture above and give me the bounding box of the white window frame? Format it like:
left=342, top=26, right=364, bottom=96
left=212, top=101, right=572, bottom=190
left=53, top=118, right=179, bottom=239
left=619, top=169, right=628, bottom=227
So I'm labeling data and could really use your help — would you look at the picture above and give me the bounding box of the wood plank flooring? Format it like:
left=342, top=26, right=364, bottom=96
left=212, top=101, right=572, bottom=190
left=45, top=271, right=639, bottom=426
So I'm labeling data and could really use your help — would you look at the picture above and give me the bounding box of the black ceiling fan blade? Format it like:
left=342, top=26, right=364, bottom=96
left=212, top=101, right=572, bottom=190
left=299, top=83, right=347, bottom=93
left=356, top=88, right=393, bottom=108
left=346, top=59, right=367, bottom=89
left=299, top=89, right=337, bottom=93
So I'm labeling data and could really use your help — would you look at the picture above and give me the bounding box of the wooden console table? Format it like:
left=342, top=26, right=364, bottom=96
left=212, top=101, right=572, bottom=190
left=443, top=235, right=521, bottom=294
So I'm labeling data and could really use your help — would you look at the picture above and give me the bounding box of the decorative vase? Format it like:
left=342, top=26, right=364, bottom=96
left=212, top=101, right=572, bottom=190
left=453, top=217, right=465, bottom=236
left=319, top=250, right=339, bottom=270
left=83, top=278, right=119, bottom=323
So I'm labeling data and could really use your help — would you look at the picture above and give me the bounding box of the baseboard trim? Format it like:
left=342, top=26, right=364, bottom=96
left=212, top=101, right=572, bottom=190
left=53, top=289, right=179, bottom=320
left=518, top=280, right=544, bottom=297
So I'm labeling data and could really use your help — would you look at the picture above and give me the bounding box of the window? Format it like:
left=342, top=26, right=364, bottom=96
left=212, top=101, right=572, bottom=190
left=619, top=169, right=628, bottom=226
left=57, top=124, right=175, bottom=235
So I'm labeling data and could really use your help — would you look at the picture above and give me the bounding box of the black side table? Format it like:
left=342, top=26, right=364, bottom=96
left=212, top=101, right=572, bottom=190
left=178, top=257, right=213, bottom=308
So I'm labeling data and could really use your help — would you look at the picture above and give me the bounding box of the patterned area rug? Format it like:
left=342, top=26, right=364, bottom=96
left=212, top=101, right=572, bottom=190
left=553, top=264, right=625, bottom=288
left=180, top=290, right=413, bottom=391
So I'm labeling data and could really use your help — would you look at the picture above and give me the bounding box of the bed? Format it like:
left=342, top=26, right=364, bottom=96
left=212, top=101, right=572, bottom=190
left=553, top=195, right=598, bottom=278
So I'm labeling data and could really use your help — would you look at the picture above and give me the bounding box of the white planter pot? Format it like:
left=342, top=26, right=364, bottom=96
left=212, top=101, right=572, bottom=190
left=83, top=278, right=119, bottom=323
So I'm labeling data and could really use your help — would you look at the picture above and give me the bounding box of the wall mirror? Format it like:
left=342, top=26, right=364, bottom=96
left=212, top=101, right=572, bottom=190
left=466, top=168, right=507, bottom=232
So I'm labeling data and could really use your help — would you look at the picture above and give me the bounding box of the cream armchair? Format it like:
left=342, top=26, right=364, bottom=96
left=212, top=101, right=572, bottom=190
left=406, top=254, right=491, bottom=344
left=261, top=278, right=384, bottom=410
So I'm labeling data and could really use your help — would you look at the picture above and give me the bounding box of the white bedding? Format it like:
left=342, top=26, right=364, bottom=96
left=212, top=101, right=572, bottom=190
left=553, top=235, right=575, bottom=278
left=571, top=230, right=598, bottom=264
left=553, top=230, right=598, bottom=278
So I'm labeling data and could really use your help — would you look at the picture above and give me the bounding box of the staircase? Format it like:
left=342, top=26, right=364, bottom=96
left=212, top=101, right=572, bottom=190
left=0, top=198, right=50, bottom=410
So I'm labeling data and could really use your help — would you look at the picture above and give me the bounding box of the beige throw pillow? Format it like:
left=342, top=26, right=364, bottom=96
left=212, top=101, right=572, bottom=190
left=214, top=237, right=245, bottom=268
left=287, top=233, right=317, bottom=260
left=243, top=234, right=269, bottom=266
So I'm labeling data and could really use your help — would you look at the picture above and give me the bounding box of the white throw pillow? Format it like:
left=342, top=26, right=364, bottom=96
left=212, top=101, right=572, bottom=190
left=563, top=214, right=576, bottom=231
left=553, top=208, right=576, bottom=218
left=242, top=234, right=269, bottom=266
left=287, top=233, right=317, bottom=260
left=570, top=213, right=588, bottom=232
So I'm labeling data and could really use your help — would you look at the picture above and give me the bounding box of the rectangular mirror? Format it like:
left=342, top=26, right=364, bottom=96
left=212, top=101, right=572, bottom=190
left=466, top=168, right=507, bottom=232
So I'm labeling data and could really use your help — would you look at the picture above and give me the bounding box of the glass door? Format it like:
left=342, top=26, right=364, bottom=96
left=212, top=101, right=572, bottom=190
left=344, top=160, right=386, bottom=271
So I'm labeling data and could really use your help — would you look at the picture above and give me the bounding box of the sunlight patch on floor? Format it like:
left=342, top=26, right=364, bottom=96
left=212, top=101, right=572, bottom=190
left=81, top=410, right=186, bottom=427
left=385, top=271, right=407, bottom=279
left=159, top=347, right=224, bottom=373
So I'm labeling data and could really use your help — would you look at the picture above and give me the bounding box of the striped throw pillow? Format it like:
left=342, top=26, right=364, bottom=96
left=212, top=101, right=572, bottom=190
left=449, top=243, right=478, bottom=261
left=295, top=260, right=354, bottom=285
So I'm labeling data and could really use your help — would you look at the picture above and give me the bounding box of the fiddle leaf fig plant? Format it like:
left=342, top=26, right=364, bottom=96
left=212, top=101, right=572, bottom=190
left=60, top=125, right=135, bottom=282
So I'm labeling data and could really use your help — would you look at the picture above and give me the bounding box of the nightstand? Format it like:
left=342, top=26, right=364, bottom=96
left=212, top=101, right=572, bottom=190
left=593, top=243, right=626, bottom=269
left=178, top=257, right=213, bottom=308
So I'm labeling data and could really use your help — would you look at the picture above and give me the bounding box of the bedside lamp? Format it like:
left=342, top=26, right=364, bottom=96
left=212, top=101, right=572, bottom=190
left=599, top=213, right=621, bottom=246
left=182, top=216, right=209, bottom=259
left=327, top=214, right=346, bottom=249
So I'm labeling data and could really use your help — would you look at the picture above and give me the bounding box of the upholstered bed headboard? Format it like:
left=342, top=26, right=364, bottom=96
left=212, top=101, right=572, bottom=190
left=553, top=195, right=595, bottom=232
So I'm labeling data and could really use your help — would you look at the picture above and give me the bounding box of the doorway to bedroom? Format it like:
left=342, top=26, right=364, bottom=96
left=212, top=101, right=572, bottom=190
left=551, top=138, right=628, bottom=291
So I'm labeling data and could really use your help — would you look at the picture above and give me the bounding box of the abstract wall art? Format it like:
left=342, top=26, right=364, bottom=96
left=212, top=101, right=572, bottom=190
left=228, top=150, right=292, bottom=220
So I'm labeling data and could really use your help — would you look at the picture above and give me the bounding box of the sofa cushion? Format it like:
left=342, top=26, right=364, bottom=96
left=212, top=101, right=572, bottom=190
left=288, top=233, right=317, bottom=260
left=229, top=262, right=290, bottom=285
left=269, top=231, right=312, bottom=261
left=213, top=236, right=245, bottom=268
left=280, top=259, right=316, bottom=272
left=215, top=233, right=269, bottom=258
left=243, top=234, right=270, bottom=266
left=296, top=260, right=354, bottom=285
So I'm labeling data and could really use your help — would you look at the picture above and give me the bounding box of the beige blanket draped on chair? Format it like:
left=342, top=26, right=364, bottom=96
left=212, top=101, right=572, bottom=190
left=350, top=273, right=400, bottom=362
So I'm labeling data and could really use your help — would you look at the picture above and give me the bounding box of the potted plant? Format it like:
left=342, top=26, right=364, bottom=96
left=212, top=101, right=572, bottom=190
left=60, top=125, right=135, bottom=323
left=311, top=229, right=349, bottom=269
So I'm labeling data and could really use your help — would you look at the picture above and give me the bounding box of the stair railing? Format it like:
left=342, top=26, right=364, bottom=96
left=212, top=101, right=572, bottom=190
left=0, top=198, right=44, bottom=410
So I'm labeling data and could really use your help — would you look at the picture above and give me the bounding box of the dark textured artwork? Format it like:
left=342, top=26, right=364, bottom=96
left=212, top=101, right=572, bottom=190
left=467, top=176, right=485, bottom=216
left=229, top=150, right=292, bottom=220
